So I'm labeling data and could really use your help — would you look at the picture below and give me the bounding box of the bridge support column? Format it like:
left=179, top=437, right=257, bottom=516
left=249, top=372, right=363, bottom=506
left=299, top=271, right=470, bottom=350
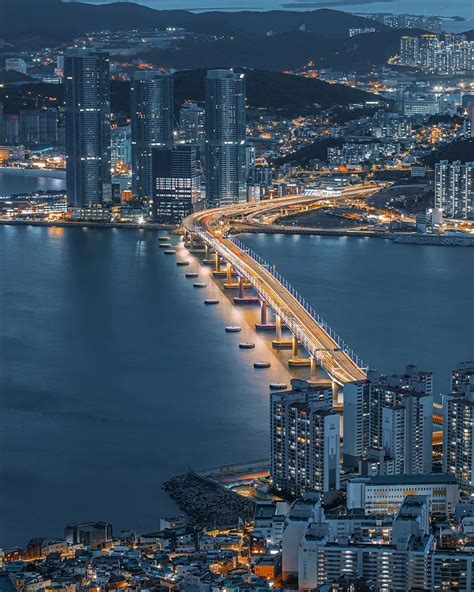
left=272, top=315, right=292, bottom=349
left=238, top=276, right=245, bottom=299
left=214, top=252, right=221, bottom=273
left=224, top=263, right=239, bottom=289
left=288, top=332, right=311, bottom=367
left=275, top=315, right=282, bottom=341
left=260, top=300, right=268, bottom=325
left=292, top=335, right=298, bottom=357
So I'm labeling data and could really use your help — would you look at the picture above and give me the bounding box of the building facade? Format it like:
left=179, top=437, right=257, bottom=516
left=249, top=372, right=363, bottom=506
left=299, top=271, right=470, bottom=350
left=270, top=381, right=340, bottom=500
left=435, top=160, right=474, bottom=220
left=205, top=69, right=246, bottom=206
left=64, top=48, right=111, bottom=208
left=151, top=144, right=200, bottom=222
left=131, top=71, right=174, bottom=202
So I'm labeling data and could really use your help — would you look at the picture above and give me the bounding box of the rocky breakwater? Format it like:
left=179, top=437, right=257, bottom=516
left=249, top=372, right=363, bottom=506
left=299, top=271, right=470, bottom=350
left=163, top=471, right=256, bottom=528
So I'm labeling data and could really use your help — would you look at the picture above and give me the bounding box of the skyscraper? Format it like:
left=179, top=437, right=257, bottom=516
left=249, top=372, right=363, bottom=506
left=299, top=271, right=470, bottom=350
left=435, top=160, right=474, bottom=219
left=443, top=362, right=474, bottom=493
left=368, top=365, right=433, bottom=475
left=400, top=36, right=420, bottom=66
left=131, top=71, right=174, bottom=202
left=205, top=69, right=246, bottom=206
left=151, top=145, right=200, bottom=222
left=64, top=48, right=111, bottom=208
left=270, top=380, right=340, bottom=501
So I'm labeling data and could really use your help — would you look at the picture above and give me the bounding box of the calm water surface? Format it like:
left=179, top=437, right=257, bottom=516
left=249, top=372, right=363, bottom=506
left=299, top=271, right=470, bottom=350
left=0, top=171, right=65, bottom=198
left=0, top=226, right=472, bottom=545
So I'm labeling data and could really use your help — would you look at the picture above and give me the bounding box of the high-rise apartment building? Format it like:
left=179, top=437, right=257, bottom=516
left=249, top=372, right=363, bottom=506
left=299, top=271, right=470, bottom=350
left=342, top=379, right=370, bottom=467
left=344, top=366, right=433, bottom=475
left=151, top=144, right=200, bottom=222
left=400, top=36, right=420, bottom=66
left=368, top=366, right=433, bottom=475
left=131, top=71, right=174, bottom=202
left=179, top=101, right=205, bottom=145
left=205, top=69, right=246, bottom=206
left=270, top=380, right=340, bottom=501
left=435, top=160, right=474, bottom=220
left=443, top=362, right=474, bottom=493
left=64, top=48, right=111, bottom=208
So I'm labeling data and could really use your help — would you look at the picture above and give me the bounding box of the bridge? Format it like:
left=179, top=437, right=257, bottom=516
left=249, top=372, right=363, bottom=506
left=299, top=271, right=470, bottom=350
left=182, top=193, right=369, bottom=386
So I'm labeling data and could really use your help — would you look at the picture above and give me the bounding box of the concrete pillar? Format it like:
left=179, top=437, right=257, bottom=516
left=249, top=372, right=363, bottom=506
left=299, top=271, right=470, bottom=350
left=238, top=276, right=245, bottom=299
left=260, top=300, right=268, bottom=325
left=292, top=335, right=298, bottom=357
left=227, top=263, right=232, bottom=284
left=310, top=355, right=318, bottom=381
left=275, top=314, right=282, bottom=341
left=215, top=252, right=221, bottom=273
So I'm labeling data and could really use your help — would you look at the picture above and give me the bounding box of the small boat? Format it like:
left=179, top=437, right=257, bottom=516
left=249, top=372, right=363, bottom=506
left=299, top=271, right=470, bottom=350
left=185, top=272, right=199, bottom=278
left=254, top=361, right=271, bottom=369
left=176, top=260, right=190, bottom=266
left=193, top=282, right=207, bottom=288
left=239, top=342, right=255, bottom=349
left=164, top=249, right=176, bottom=254
left=204, top=299, right=219, bottom=305
left=159, top=243, right=172, bottom=248
left=270, top=383, right=288, bottom=390
left=225, top=326, right=241, bottom=333
left=159, top=236, right=171, bottom=241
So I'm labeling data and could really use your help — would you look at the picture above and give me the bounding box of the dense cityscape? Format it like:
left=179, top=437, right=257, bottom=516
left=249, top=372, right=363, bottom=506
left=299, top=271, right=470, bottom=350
left=1, top=0, right=474, bottom=591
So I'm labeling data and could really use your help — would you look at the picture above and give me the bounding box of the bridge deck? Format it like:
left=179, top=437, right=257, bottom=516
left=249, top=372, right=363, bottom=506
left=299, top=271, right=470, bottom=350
left=183, top=203, right=367, bottom=385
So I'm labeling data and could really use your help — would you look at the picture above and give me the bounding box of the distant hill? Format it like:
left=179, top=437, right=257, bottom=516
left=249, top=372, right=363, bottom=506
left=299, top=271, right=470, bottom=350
left=140, top=27, right=419, bottom=72
left=1, top=0, right=387, bottom=48
left=422, top=139, right=474, bottom=167
left=0, top=69, right=381, bottom=117
left=174, top=69, right=379, bottom=112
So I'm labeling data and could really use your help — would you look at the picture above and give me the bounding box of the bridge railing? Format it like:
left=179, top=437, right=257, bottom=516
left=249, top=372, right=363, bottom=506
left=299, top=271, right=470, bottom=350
left=194, top=226, right=367, bottom=373
left=229, top=235, right=366, bottom=371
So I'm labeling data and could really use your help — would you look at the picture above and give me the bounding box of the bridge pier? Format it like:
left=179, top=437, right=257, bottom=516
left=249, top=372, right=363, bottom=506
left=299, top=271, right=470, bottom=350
left=212, top=253, right=228, bottom=277
left=272, top=315, right=292, bottom=349
left=224, top=263, right=239, bottom=289
left=255, top=301, right=277, bottom=331
left=288, top=333, right=311, bottom=367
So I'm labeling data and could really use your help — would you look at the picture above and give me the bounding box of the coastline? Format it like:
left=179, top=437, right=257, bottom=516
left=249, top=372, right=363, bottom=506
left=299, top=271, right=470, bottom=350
left=2, top=219, right=472, bottom=246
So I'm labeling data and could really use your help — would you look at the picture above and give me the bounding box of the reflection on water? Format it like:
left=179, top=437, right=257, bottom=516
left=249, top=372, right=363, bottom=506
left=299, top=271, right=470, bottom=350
left=0, top=226, right=471, bottom=546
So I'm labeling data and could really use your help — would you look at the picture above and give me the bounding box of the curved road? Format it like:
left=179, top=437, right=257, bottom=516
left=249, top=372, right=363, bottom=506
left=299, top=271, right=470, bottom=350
left=182, top=192, right=369, bottom=385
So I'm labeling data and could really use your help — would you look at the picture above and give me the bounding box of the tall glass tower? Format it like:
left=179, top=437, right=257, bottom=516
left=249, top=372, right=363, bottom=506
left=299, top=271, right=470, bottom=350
left=64, top=48, right=111, bottom=209
left=131, top=71, right=174, bottom=202
left=205, top=69, right=246, bottom=206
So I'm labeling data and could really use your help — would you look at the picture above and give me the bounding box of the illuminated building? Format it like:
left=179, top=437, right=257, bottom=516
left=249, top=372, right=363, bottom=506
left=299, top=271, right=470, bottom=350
left=151, top=144, right=200, bottom=222
left=443, top=362, right=474, bottom=494
left=368, top=366, right=433, bottom=476
left=435, top=160, right=474, bottom=220
left=270, top=380, right=340, bottom=500
left=64, top=48, right=111, bottom=208
left=131, top=71, right=174, bottom=202
left=298, top=497, right=433, bottom=592
left=400, top=36, right=420, bottom=66
left=342, top=379, right=370, bottom=468
left=347, top=473, right=459, bottom=516
left=205, top=69, right=247, bottom=206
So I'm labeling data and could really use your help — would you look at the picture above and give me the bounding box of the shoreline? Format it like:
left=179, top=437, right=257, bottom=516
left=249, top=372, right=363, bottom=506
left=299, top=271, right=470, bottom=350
left=2, top=219, right=473, bottom=245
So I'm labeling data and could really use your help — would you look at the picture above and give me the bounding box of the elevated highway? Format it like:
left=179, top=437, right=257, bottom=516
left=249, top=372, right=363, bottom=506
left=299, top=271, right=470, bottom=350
left=182, top=192, right=369, bottom=385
